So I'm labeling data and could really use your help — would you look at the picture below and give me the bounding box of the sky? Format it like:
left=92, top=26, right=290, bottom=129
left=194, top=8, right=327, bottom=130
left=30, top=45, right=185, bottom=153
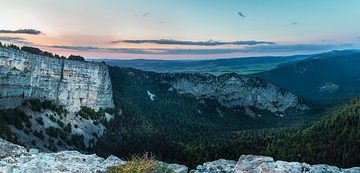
left=0, top=0, right=359, bottom=59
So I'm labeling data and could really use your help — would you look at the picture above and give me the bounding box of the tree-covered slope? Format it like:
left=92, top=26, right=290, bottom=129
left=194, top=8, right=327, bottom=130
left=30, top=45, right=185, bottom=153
left=274, top=97, right=360, bottom=167
left=94, top=67, right=315, bottom=167
left=256, top=50, right=360, bottom=101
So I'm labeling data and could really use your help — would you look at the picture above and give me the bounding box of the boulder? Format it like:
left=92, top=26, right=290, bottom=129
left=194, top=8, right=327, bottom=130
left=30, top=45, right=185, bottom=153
left=157, top=161, right=188, bottom=173
left=0, top=138, right=27, bottom=159
left=0, top=138, right=125, bottom=173
left=190, top=159, right=237, bottom=173
left=191, top=155, right=360, bottom=173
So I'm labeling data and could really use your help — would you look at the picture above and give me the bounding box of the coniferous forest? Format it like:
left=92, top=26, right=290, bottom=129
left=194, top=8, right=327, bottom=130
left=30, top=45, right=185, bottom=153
left=94, top=67, right=360, bottom=168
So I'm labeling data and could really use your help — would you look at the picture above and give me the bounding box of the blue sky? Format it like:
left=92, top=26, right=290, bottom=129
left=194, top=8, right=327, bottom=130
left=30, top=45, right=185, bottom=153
left=0, top=0, right=359, bottom=59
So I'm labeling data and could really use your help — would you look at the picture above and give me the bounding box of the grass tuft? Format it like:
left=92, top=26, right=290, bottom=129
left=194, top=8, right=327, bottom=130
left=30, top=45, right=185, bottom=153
left=108, top=153, right=158, bottom=173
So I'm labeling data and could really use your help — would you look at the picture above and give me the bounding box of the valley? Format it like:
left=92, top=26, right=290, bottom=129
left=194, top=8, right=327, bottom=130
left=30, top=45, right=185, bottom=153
left=96, top=55, right=309, bottom=75
left=0, top=45, right=360, bottom=171
left=1, top=1, right=360, bottom=172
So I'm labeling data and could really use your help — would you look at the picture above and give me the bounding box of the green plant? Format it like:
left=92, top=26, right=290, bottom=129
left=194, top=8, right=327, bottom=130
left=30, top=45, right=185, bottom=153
left=36, top=117, right=44, bottom=125
left=33, top=130, right=45, bottom=140
left=71, top=134, right=86, bottom=150
left=108, top=153, right=157, bottom=173
left=78, top=107, right=105, bottom=120
left=28, top=99, right=42, bottom=112
left=63, top=123, right=72, bottom=133
left=49, top=114, right=57, bottom=122
left=45, top=127, right=62, bottom=138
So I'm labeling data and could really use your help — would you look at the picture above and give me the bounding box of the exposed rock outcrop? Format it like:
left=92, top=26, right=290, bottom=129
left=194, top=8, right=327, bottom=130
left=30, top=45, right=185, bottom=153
left=0, top=138, right=189, bottom=173
left=0, top=138, right=124, bottom=173
left=166, top=73, right=307, bottom=115
left=0, top=47, right=114, bottom=112
left=1, top=138, right=360, bottom=173
left=191, top=155, right=360, bottom=173
left=0, top=47, right=115, bottom=152
left=157, top=161, right=189, bottom=173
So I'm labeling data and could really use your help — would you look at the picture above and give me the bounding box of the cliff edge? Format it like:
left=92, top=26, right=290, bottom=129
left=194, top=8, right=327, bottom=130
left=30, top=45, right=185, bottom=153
left=0, top=47, right=114, bottom=112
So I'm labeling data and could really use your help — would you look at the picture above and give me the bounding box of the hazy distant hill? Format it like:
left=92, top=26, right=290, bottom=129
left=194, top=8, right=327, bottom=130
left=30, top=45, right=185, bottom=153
left=256, top=50, right=360, bottom=101
left=95, top=55, right=309, bottom=75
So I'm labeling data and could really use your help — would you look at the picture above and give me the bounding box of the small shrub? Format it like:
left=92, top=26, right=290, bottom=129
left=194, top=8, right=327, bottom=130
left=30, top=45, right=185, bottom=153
left=68, top=55, right=85, bottom=61
left=57, top=119, right=65, bottom=128
left=108, top=153, right=157, bottom=173
left=36, top=117, right=44, bottom=125
left=25, top=121, right=32, bottom=129
left=63, top=123, right=72, bottom=133
left=33, top=130, right=45, bottom=140
left=49, top=115, right=57, bottom=122
left=29, top=99, right=42, bottom=112
left=93, top=121, right=100, bottom=126
left=78, top=107, right=105, bottom=120
left=71, top=134, right=86, bottom=150
left=57, top=140, right=63, bottom=146
left=92, top=132, right=98, bottom=137
left=45, top=127, right=62, bottom=138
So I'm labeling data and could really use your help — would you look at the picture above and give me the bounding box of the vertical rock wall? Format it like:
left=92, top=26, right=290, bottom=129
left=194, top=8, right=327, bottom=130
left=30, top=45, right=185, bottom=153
left=0, top=48, right=114, bottom=112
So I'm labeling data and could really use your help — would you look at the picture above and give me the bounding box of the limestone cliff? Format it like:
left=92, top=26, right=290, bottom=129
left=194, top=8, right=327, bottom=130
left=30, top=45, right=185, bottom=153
left=165, top=72, right=307, bottom=116
left=0, top=47, right=114, bottom=112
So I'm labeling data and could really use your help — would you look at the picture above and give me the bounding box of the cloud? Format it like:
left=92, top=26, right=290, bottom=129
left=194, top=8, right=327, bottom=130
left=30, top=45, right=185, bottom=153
left=47, top=45, right=155, bottom=54
left=242, top=43, right=353, bottom=53
left=47, top=43, right=353, bottom=55
left=291, top=22, right=298, bottom=25
left=0, top=29, right=42, bottom=35
left=238, top=11, right=245, bottom=17
left=0, top=36, right=33, bottom=45
left=143, top=12, right=151, bottom=17
left=112, top=39, right=275, bottom=46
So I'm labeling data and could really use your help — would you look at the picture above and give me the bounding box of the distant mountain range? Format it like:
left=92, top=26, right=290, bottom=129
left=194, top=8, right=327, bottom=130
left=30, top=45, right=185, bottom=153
left=256, top=50, right=360, bottom=101
left=94, top=55, right=310, bottom=75
left=97, top=49, right=360, bottom=101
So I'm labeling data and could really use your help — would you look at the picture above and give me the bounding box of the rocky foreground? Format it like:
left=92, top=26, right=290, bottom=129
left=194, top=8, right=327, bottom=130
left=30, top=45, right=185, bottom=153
left=191, top=156, right=360, bottom=173
left=1, top=138, right=360, bottom=173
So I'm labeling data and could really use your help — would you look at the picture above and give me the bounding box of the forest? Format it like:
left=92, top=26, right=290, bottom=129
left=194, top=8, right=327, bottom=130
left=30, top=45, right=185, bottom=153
left=93, top=67, right=360, bottom=168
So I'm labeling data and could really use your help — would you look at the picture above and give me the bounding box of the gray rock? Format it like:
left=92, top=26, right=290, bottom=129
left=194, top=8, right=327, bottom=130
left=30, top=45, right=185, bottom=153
left=157, top=161, right=188, bottom=173
left=0, top=138, right=27, bottom=159
left=190, top=159, right=237, bottom=173
left=0, top=47, right=114, bottom=112
left=191, top=155, right=360, bottom=173
left=167, top=73, right=308, bottom=116
left=0, top=148, right=124, bottom=173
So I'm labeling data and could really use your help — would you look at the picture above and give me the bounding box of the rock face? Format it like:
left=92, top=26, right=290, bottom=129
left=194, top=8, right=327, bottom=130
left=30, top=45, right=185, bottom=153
left=1, top=138, right=360, bottom=173
left=0, top=138, right=27, bottom=159
left=0, top=48, right=114, bottom=112
left=191, top=159, right=237, bottom=173
left=0, top=138, right=124, bottom=173
left=167, top=73, right=307, bottom=115
left=191, top=155, right=360, bottom=173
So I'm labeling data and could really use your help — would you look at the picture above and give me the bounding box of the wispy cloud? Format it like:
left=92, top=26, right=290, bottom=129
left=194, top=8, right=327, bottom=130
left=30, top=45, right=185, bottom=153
left=0, top=36, right=33, bottom=45
left=112, top=39, right=275, bottom=46
left=0, top=29, right=42, bottom=35
left=143, top=12, right=151, bottom=17
left=47, top=43, right=353, bottom=56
